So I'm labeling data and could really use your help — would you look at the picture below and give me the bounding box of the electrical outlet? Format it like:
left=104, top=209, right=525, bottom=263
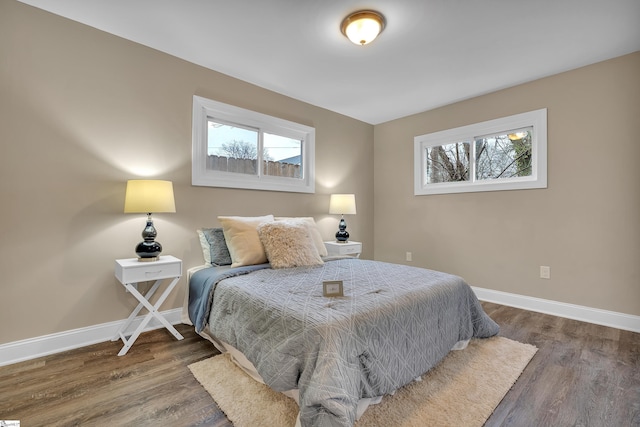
left=540, top=266, right=551, bottom=279
left=406, top=252, right=412, bottom=262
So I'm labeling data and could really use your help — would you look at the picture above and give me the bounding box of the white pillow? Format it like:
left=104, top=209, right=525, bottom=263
left=218, top=215, right=275, bottom=267
left=274, top=217, right=328, bottom=257
left=257, top=221, right=324, bottom=269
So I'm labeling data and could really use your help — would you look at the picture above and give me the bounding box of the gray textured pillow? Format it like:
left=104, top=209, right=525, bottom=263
left=197, top=227, right=232, bottom=266
left=257, top=221, right=324, bottom=269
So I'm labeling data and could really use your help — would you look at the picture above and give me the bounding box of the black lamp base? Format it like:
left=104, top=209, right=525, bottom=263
left=335, top=216, right=349, bottom=243
left=135, top=214, right=162, bottom=261
left=135, top=240, right=162, bottom=261
left=335, top=231, right=349, bottom=243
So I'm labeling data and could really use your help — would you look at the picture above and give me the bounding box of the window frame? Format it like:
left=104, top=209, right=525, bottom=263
left=414, top=109, right=547, bottom=195
left=192, top=95, right=315, bottom=193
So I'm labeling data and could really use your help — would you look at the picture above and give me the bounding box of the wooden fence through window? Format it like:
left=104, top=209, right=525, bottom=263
left=206, top=155, right=301, bottom=178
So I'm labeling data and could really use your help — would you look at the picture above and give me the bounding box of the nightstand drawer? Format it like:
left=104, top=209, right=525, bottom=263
left=336, top=244, right=361, bottom=255
left=324, top=241, right=362, bottom=257
left=115, top=256, right=182, bottom=284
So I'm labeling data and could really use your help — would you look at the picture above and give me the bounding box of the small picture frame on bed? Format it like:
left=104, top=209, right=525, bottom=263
left=322, top=280, right=344, bottom=297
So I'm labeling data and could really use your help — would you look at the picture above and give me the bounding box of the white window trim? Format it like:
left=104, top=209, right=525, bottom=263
left=414, top=109, right=547, bottom=195
left=192, top=95, right=316, bottom=193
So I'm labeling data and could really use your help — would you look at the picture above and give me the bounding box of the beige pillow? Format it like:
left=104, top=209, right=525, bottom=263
left=257, top=221, right=324, bottom=269
left=274, top=217, right=328, bottom=257
left=218, top=215, right=275, bottom=267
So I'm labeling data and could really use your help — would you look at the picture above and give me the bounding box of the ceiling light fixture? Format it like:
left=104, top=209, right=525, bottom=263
left=341, top=10, right=386, bottom=46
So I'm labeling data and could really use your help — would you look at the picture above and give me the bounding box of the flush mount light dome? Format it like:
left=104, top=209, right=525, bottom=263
left=341, top=10, right=386, bottom=45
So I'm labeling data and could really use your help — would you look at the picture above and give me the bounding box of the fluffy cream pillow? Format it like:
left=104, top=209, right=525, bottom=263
left=274, top=217, right=328, bottom=257
left=218, top=215, right=275, bottom=268
left=257, top=221, right=324, bottom=269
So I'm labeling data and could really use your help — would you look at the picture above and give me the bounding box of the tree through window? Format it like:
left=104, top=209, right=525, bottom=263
left=414, top=110, right=546, bottom=195
left=426, top=142, right=470, bottom=183
left=475, top=128, right=532, bottom=181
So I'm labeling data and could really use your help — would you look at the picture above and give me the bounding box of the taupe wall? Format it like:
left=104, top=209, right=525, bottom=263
left=374, top=52, right=640, bottom=316
left=0, top=2, right=374, bottom=344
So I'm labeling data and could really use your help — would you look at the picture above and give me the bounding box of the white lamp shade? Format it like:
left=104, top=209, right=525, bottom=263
left=124, top=180, right=176, bottom=214
left=329, top=194, right=357, bottom=215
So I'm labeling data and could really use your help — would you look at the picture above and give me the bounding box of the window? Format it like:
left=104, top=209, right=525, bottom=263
left=192, top=96, right=315, bottom=193
left=414, top=109, right=547, bottom=195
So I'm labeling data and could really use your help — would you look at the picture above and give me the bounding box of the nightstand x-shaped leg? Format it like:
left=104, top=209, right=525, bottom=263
left=113, top=277, right=184, bottom=356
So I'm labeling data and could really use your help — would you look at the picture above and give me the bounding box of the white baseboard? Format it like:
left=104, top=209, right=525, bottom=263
left=0, top=308, right=183, bottom=367
left=472, top=286, right=640, bottom=333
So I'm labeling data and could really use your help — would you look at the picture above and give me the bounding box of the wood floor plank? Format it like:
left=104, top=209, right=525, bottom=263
left=483, top=303, right=640, bottom=427
left=1, top=306, right=638, bottom=426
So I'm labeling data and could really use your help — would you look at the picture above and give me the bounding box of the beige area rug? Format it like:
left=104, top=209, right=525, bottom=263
left=188, top=336, right=537, bottom=427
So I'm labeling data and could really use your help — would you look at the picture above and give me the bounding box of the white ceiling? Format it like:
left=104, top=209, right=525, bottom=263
left=18, top=0, right=640, bottom=124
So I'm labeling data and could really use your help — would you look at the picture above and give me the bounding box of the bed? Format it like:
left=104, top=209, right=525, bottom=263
left=184, top=216, right=499, bottom=427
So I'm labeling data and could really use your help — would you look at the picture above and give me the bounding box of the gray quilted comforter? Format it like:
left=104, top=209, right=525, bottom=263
left=190, top=258, right=499, bottom=427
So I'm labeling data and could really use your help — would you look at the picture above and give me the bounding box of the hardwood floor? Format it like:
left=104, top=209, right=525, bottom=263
left=482, top=303, right=640, bottom=427
left=0, top=324, right=228, bottom=427
left=1, top=304, right=638, bottom=426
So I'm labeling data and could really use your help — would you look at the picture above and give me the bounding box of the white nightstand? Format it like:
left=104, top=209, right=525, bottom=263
left=324, top=241, right=362, bottom=258
left=113, top=255, right=184, bottom=356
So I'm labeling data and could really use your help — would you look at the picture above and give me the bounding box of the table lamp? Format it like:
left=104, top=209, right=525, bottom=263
left=124, top=180, right=176, bottom=261
left=329, top=194, right=357, bottom=243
